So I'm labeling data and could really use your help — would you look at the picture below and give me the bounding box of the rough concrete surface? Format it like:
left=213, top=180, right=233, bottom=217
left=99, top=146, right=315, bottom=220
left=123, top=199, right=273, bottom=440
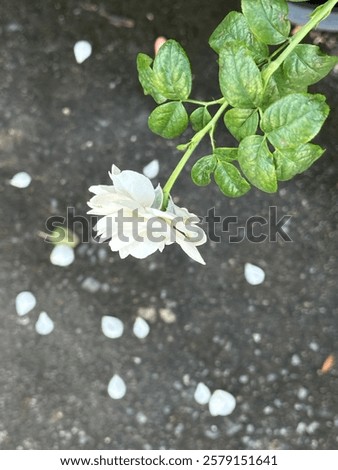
left=1, top=0, right=338, bottom=450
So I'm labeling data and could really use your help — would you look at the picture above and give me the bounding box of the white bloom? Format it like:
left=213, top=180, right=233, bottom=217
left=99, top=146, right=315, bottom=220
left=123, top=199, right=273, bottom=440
left=88, top=165, right=207, bottom=264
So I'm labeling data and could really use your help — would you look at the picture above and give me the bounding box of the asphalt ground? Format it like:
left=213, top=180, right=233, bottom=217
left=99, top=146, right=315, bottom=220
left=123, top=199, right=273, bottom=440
left=1, top=0, right=338, bottom=450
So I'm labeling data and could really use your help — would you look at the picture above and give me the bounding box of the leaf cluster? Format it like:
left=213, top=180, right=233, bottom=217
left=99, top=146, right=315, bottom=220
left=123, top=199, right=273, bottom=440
left=137, top=0, right=337, bottom=197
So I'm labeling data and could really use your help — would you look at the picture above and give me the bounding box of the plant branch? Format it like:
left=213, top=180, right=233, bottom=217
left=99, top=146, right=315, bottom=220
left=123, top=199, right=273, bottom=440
left=262, top=0, right=338, bottom=85
left=184, top=98, right=225, bottom=107
left=162, top=99, right=228, bottom=209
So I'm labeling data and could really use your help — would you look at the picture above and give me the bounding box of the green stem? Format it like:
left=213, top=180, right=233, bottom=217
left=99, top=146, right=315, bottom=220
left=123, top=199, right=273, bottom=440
left=209, top=126, right=216, bottom=151
left=184, top=98, right=225, bottom=107
left=268, top=39, right=290, bottom=62
left=162, top=99, right=228, bottom=209
left=262, top=0, right=338, bottom=85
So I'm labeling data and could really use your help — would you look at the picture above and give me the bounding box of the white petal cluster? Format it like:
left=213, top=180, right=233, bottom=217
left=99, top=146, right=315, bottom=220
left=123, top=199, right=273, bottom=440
left=88, top=165, right=207, bottom=264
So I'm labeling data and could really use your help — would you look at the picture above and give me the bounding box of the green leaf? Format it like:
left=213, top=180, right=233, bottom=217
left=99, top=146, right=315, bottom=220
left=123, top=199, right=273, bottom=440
left=214, top=161, right=251, bottom=198
left=224, top=108, right=259, bottom=141
left=242, top=0, right=290, bottom=45
left=191, top=155, right=217, bottom=186
left=214, top=148, right=238, bottom=162
left=283, top=45, right=338, bottom=86
left=152, top=40, right=192, bottom=100
left=219, top=43, right=264, bottom=108
left=238, top=135, right=278, bottom=193
left=209, top=11, right=268, bottom=62
left=262, top=66, right=310, bottom=110
left=261, top=93, right=330, bottom=149
left=137, top=53, right=166, bottom=104
left=148, top=102, right=188, bottom=139
left=274, top=143, right=325, bottom=181
left=190, top=107, right=212, bottom=132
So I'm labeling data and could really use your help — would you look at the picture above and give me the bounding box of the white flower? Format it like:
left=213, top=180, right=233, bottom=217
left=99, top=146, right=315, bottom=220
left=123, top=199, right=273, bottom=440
left=88, top=165, right=207, bottom=264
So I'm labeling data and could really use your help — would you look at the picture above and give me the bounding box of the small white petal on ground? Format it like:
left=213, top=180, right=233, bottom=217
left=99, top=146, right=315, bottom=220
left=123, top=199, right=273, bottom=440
left=244, top=263, right=265, bottom=286
left=136, top=412, right=148, bottom=424
left=159, top=308, right=176, bottom=324
left=297, top=387, right=308, bottom=400
left=142, top=159, right=159, bottom=179
left=101, top=316, right=124, bottom=339
left=74, top=40, right=92, bottom=64
left=15, top=291, right=36, bottom=316
left=10, top=172, right=31, bottom=188
left=291, top=354, right=301, bottom=366
left=194, top=382, right=211, bottom=405
left=133, top=317, right=150, bottom=339
left=137, top=306, right=157, bottom=323
left=81, top=277, right=101, bottom=293
left=107, top=374, right=126, bottom=399
left=252, top=333, right=262, bottom=343
left=35, top=312, right=54, bottom=335
left=50, top=244, right=75, bottom=267
left=209, top=390, right=236, bottom=417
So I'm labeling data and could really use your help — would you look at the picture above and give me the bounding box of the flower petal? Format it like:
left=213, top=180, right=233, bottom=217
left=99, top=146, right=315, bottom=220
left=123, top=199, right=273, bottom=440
left=151, top=184, right=164, bottom=210
left=112, top=170, right=155, bottom=207
left=88, top=193, right=141, bottom=215
left=118, top=238, right=164, bottom=259
left=88, top=185, right=117, bottom=195
left=108, top=165, right=121, bottom=181
left=175, top=232, right=206, bottom=265
left=174, top=221, right=207, bottom=246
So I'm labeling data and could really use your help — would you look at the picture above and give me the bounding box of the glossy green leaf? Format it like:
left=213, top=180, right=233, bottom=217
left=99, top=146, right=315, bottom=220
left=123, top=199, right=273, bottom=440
left=224, top=108, right=259, bottom=141
left=283, top=44, right=338, bottom=86
left=209, top=11, right=268, bottom=62
left=262, top=93, right=329, bottom=149
left=272, top=67, right=308, bottom=96
left=190, top=107, right=212, bottom=132
left=219, top=43, right=264, bottom=108
left=274, top=143, right=325, bottom=181
left=238, top=135, right=278, bottom=193
left=137, top=53, right=167, bottom=104
left=242, top=0, right=290, bottom=45
left=214, top=161, right=251, bottom=198
left=152, top=40, right=192, bottom=100
left=261, top=67, right=308, bottom=109
left=214, top=147, right=238, bottom=162
left=148, top=102, right=188, bottom=139
left=191, top=155, right=217, bottom=186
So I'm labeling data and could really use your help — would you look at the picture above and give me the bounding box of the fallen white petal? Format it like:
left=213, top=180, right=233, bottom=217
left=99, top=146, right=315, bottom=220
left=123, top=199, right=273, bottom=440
left=50, top=244, right=75, bottom=267
left=194, top=382, right=211, bottom=405
left=35, top=312, right=54, bottom=335
left=15, top=291, right=36, bottom=316
left=244, top=263, right=265, bottom=286
left=10, top=172, right=31, bottom=188
left=74, top=40, right=92, bottom=64
left=107, top=374, right=126, bottom=399
left=133, top=317, right=150, bottom=339
left=101, top=316, right=124, bottom=339
left=143, top=160, right=159, bottom=179
left=209, top=390, right=236, bottom=417
left=81, top=277, right=101, bottom=293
